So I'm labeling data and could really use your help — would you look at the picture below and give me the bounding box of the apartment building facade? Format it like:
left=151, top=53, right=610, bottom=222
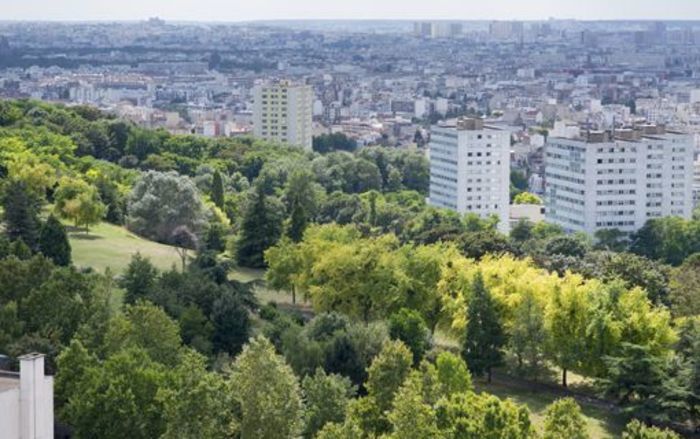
left=429, top=118, right=511, bottom=233
left=545, top=125, right=694, bottom=235
left=253, top=80, right=313, bottom=150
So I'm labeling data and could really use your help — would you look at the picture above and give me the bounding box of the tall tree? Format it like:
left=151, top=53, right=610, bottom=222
left=2, top=180, right=41, bottom=249
left=211, top=170, right=225, bottom=210
left=235, top=184, right=285, bottom=268
left=365, top=340, right=413, bottom=412
left=302, top=368, right=356, bottom=438
left=38, top=214, right=71, bottom=266
left=120, top=253, right=158, bottom=305
left=230, top=336, right=304, bottom=439
left=461, top=272, right=505, bottom=382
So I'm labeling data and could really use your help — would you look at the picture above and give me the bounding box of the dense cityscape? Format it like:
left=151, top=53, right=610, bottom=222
left=0, top=10, right=699, bottom=439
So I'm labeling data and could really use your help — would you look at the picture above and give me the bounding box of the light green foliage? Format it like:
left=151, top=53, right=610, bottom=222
left=435, top=351, right=473, bottom=397
left=621, top=420, right=680, bottom=439
left=230, top=336, right=304, bottom=439
left=542, top=398, right=589, bottom=439
left=513, top=192, right=542, bottom=205
left=365, top=340, right=414, bottom=412
left=54, top=176, right=106, bottom=232
left=158, top=350, right=234, bottom=439
left=387, top=373, right=441, bottom=439
left=302, top=368, right=356, bottom=438
left=104, top=301, right=183, bottom=366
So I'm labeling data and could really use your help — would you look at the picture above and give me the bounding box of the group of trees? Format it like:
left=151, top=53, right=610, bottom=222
left=265, top=223, right=699, bottom=430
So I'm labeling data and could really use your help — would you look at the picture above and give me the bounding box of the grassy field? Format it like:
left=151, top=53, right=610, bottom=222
left=68, top=222, right=182, bottom=274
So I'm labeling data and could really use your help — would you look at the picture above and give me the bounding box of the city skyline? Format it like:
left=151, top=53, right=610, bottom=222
left=3, top=0, right=700, bottom=22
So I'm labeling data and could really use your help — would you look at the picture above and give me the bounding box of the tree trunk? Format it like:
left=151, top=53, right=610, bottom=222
left=291, top=285, right=296, bottom=305
left=487, top=367, right=492, bottom=383
left=562, top=368, right=568, bottom=388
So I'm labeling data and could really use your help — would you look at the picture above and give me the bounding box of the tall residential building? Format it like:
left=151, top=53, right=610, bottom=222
left=253, top=80, right=313, bottom=150
left=429, top=118, right=511, bottom=233
left=545, top=124, right=694, bottom=235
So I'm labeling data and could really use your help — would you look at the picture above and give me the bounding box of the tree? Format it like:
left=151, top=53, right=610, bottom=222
left=387, top=373, right=440, bottom=439
left=211, top=170, right=225, bottom=209
left=2, top=180, right=41, bottom=249
left=171, top=225, right=198, bottom=271
left=38, top=214, right=71, bottom=266
left=53, top=177, right=106, bottom=232
left=57, top=345, right=169, bottom=439
left=365, top=340, right=413, bottom=412
left=120, top=253, right=158, bottom=305
left=230, top=336, right=304, bottom=439
left=594, top=228, right=629, bottom=252
left=302, top=368, right=356, bottom=438
left=388, top=308, right=430, bottom=364
left=265, top=237, right=303, bottom=304
left=127, top=171, right=208, bottom=244
left=104, top=301, right=183, bottom=367
left=158, top=350, right=233, bottom=439
left=435, top=351, right=472, bottom=397
left=461, top=272, right=505, bottom=382
left=542, top=398, right=589, bottom=439
left=510, top=290, right=546, bottom=372
left=235, top=184, right=285, bottom=268
left=211, top=290, right=250, bottom=356
left=513, top=192, right=542, bottom=205
left=669, top=253, right=700, bottom=316
left=621, top=420, right=680, bottom=439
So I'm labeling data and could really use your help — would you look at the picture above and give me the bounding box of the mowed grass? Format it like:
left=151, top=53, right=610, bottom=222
left=67, top=222, right=181, bottom=274
left=474, top=379, right=626, bottom=438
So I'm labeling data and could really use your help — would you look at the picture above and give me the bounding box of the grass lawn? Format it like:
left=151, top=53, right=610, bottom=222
left=474, top=379, right=626, bottom=438
left=68, top=222, right=183, bottom=274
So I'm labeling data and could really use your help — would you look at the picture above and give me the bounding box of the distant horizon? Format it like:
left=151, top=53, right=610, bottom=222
left=3, top=0, right=700, bottom=22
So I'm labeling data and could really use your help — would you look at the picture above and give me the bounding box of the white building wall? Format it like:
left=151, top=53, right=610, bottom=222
left=545, top=132, right=694, bottom=235
left=429, top=124, right=511, bottom=233
left=0, top=387, right=20, bottom=439
left=253, top=81, right=313, bottom=150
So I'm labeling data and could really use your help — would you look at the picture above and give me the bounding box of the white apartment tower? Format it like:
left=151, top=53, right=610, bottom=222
left=253, top=80, right=313, bottom=150
left=429, top=118, right=511, bottom=233
left=545, top=124, right=694, bottom=235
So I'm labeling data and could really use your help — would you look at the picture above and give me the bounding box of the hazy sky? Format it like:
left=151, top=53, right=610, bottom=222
left=3, top=0, right=700, bottom=22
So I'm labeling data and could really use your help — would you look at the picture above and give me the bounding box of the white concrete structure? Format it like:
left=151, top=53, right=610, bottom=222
left=510, top=204, right=545, bottom=229
left=0, top=354, right=54, bottom=439
left=253, top=80, right=314, bottom=150
left=545, top=125, right=694, bottom=235
left=429, top=118, right=511, bottom=233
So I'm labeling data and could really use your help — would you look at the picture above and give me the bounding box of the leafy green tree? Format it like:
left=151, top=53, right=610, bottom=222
left=388, top=308, right=430, bottom=364
left=53, top=177, right=106, bottom=232
left=38, top=214, right=71, bottom=266
left=388, top=373, right=440, bottom=439
left=513, top=192, right=542, bottom=205
left=127, top=171, right=208, bottom=243
left=230, top=336, right=304, bottom=439
left=669, top=253, right=700, bottom=316
left=435, top=351, right=472, bottom=397
left=302, top=368, right=356, bottom=438
left=104, top=301, right=183, bottom=367
left=621, top=420, right=680, bottom=439
left=510, top=290, right=546, bottom=372
left=120, top=253, right=158, bottom=304
left=457, top=229, right=514, bottom=260
left=265, top=237, right=303, bottom=304
left=366, top=340, right=413, bottom=412
left=594, top=228, right=629, bottom=252
left=211, top=169, right=225, bottom=209
left=461, top=272, right=505, bottom=382
left=235, top=183, right=285, bottom=268
left=57, top=345, right=169, bottom=439
left=2, top=180, right=41, bottom=249
left=542, top=398, right=589, bottom=439
left=158, top=350, right=233, bottom=439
